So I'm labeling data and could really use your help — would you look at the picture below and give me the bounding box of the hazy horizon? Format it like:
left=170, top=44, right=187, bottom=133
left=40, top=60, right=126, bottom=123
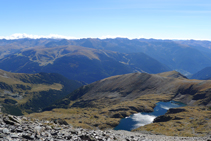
left=1, top=0, right=210, bottom=41
left=0, top=33, right=210, bottom=41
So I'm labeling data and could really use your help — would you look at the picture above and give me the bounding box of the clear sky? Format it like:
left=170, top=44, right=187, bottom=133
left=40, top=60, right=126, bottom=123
left=0, top=0, right=211, bottom=40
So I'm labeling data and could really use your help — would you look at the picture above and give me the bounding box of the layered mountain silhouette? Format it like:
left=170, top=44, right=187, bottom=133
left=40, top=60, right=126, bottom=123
left=1, top=38, right=211, bottom=77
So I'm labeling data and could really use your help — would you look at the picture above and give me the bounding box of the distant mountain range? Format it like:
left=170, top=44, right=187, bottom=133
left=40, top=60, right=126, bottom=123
left=0, top=44, right=170, bottom=83
left=0, top=38, right=211, bottom=83
left=68, top=38, right=211, bottom=74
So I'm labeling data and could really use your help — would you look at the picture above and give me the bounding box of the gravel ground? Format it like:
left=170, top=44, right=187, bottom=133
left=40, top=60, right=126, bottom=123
left=111, top=130, right=211, bottom=141
left=0, top=114, right=211, bottom=141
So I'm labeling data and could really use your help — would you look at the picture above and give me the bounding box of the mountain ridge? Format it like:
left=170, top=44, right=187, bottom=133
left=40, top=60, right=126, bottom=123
left=48, top=71, right=211, bottom=109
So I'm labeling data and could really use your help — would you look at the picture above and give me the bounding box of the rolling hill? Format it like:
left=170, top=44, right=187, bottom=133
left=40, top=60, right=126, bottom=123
left=0, top=69, right=82, bottom=115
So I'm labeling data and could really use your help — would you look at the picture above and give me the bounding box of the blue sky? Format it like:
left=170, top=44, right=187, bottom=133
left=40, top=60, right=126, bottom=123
left=0, top=0, right=211, bottom=40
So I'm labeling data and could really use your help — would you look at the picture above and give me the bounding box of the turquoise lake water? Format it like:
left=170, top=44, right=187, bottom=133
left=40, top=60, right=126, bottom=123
left=114, top=101, right=185, bottom=131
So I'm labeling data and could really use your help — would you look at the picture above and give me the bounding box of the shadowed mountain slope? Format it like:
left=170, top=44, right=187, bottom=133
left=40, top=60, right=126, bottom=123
left=191, top=67, right=211, bottom=80
left=0, top=69, right=82, bottom=115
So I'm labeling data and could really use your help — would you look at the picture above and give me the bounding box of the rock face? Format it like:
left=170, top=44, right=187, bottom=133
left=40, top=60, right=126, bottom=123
left=51, top=118, right=69, bottom=125
left=153, top=115, right=173, bottom=122
left=3, top=115, right=22, bottom=125
left=0, top=114, right=210, bottom=141
left=166, top=108, right=186, bottom=114
left=153, top=108, right=186, bottom=123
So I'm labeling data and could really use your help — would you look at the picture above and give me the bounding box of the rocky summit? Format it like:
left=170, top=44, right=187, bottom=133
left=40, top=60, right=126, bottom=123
left=0, top=114, right=210, bottom=141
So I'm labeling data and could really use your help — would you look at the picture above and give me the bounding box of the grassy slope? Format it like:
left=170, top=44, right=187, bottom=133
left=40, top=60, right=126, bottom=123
left=0, top=69, right=82, bottom=115
left=28, top=94, right=172, bottom=130
left=133, top=106, right=211, bottom=137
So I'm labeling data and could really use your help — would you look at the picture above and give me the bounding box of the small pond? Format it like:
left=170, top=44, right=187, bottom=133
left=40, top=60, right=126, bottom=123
left=114, top=101, right=186, bottom=131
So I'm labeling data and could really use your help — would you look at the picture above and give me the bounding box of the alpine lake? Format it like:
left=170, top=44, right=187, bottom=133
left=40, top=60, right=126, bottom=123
left=114, top=101, right=186, bottom=131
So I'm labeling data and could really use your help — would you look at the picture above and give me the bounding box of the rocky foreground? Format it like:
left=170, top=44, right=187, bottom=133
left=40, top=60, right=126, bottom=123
left=0, top=114, right=211, bottom=141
